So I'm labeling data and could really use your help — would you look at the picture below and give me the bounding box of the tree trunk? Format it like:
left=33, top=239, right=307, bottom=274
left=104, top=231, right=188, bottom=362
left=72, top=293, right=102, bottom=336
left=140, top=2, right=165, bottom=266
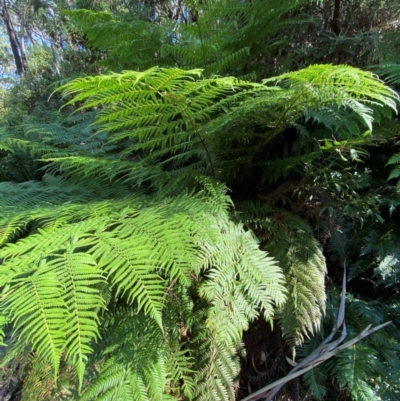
left=331, top=0, right=341, bottom=36
left=19, top=10, right=28, bottom=70
left=1, top=0, right=25, bottom=75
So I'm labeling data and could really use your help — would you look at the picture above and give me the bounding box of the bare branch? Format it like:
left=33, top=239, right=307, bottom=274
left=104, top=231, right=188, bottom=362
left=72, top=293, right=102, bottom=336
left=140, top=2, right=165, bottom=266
left=239, top=268, right=392, bottom=401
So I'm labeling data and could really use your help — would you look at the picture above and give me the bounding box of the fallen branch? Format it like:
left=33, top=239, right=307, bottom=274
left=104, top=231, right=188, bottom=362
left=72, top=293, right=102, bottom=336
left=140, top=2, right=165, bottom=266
left=239, top=268, right=392, bottom=401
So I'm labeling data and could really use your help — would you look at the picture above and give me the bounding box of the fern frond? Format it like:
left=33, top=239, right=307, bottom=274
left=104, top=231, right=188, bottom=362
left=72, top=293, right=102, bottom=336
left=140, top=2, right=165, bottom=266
left=191, top=324, right=240, bottom=401
left=20, top=355, right=57, bottom=401
left=263, top=64, right=398, bottom=134
left=1, top=173, right=288, bottom=398
left=55, top=248, right=105, bottom=387
left=0, top=269, right=67, bottom=380
left=88, top=219, right=168, bottom=329
left=0, top=176, right=136, bottom=245
left=79, top=357, right=149, bottom=401
left=0, top=234, right=106, bottom=387
left=333, top=343, right=379, bottom=401
left=57, top=64, right=397, bottom=191
left=373, top=62, right=400, bottom=86
left=302, top=364, right=328, bottom=400
left=236, top=203, right=326, bottom=345
left=199, top=221, right=286, bottom=339
left=81, top=306, right=192, bottom=401
left=273, top=231, right=326, bottom=345
left=386, top=151, right=400, bottom=183
left=387, top=152, right=400, bottom=166
left=64, top=9, right=170, bottom=71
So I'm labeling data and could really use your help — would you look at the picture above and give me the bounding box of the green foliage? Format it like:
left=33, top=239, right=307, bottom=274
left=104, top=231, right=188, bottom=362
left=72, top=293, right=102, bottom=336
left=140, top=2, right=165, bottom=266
left=50, top=65, right=397, bottom=194
left=0, top=173, right=285, bottom=399
left=1, top=1, right=400, bottom=400
left=79, top=309, right=193, bottom=401
left=1, top=56, right=399, bottom=399
left=374, top=61, right=400, bottom=87
left=64, top=0, right=308, bottom=77
left=235, top=202, right=327, bottom=345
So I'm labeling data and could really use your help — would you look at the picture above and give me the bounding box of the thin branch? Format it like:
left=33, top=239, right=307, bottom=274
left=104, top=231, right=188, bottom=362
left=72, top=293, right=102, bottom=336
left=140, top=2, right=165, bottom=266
left=239, top=267, right=392, bottom=401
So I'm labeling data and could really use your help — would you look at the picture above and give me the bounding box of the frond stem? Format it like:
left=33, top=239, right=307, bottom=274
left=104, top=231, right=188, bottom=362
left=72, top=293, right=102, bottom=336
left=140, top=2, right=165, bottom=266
left=251, top=84, right=312, bottom=160
left=194, top=128, right=216, bottom=178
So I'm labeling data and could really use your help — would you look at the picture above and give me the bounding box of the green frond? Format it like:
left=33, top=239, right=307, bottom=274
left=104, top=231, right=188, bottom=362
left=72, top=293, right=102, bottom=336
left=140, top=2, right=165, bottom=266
left=79, top=358, right=148, bottom=401
left=0, top=176, right=136, bottom=245
left=263, top=64, right=398, bottom=134
left=302, top=364, right=328, bottom=400
left=199, top=221, right=286, bottom=333
left=52, top=64, right=398, bottom=195
left=56, top=249, right=105, bottom=387
left=0, top=269, right=67, bottom=380
left=350, top=381, right=378, bottom=401
left=273, top=232, right=326, bottom=345
left=373, top=61, right=400, bottom=86
left=88, top=220, right=168, bottom=328
left=187, top=220, right=286, bottom=400
left=64, top=9, right=170, bottom=71
left=144, top=356, right=173, bottom=401
left=191, top=329, right=240, bottom=401
left=80, top=307, right=192, bottom=401
left=333, top=343, right=379, bottom=401
left=387, top=152, right=400, bottom=184
left=0, top=171, right=289, bottom=398
left=388, top=166, right=400, bottom=181
left=387, top=152, right=400, bottom=166
left=20, top=355, right=57, bottom=401
left=0, top=234, right=106, bottom=387
left=235, top=202, right=326, bottom=344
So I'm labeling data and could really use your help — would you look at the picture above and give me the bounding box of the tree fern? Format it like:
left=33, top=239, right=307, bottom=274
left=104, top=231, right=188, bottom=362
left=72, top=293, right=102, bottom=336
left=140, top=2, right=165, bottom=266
left=1, top=22, right=398, bottom=401
left=0, top=174, right=286, bottom=399
left=54, top=65, right=397, bottom=193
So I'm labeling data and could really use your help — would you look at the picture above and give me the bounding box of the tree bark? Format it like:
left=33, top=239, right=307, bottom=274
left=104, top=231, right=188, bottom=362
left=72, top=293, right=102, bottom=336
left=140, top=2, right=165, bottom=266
left=1, top=0, right=25, bottom=75
left=331, top=0, right=341, bottom=36
left=18, top=8, right=28, bottom=70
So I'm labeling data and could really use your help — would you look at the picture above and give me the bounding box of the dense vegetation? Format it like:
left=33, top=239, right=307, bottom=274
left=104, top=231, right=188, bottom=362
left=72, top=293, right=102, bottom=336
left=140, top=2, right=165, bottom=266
left=1, top=0, right=400, bottom=400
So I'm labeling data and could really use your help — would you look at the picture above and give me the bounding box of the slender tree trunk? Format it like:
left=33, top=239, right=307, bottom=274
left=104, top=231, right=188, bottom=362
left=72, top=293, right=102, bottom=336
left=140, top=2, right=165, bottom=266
left=19, top=10, right=28, bottom=70
left=27, top=28, right=36, bottom=46
left=1, top=0, right=25, bottom=75
left=18, top=35, right=28, bottom=71
left=329, top=0, right=342, bottom=64
left=331, top=0, right=341, bottom=36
